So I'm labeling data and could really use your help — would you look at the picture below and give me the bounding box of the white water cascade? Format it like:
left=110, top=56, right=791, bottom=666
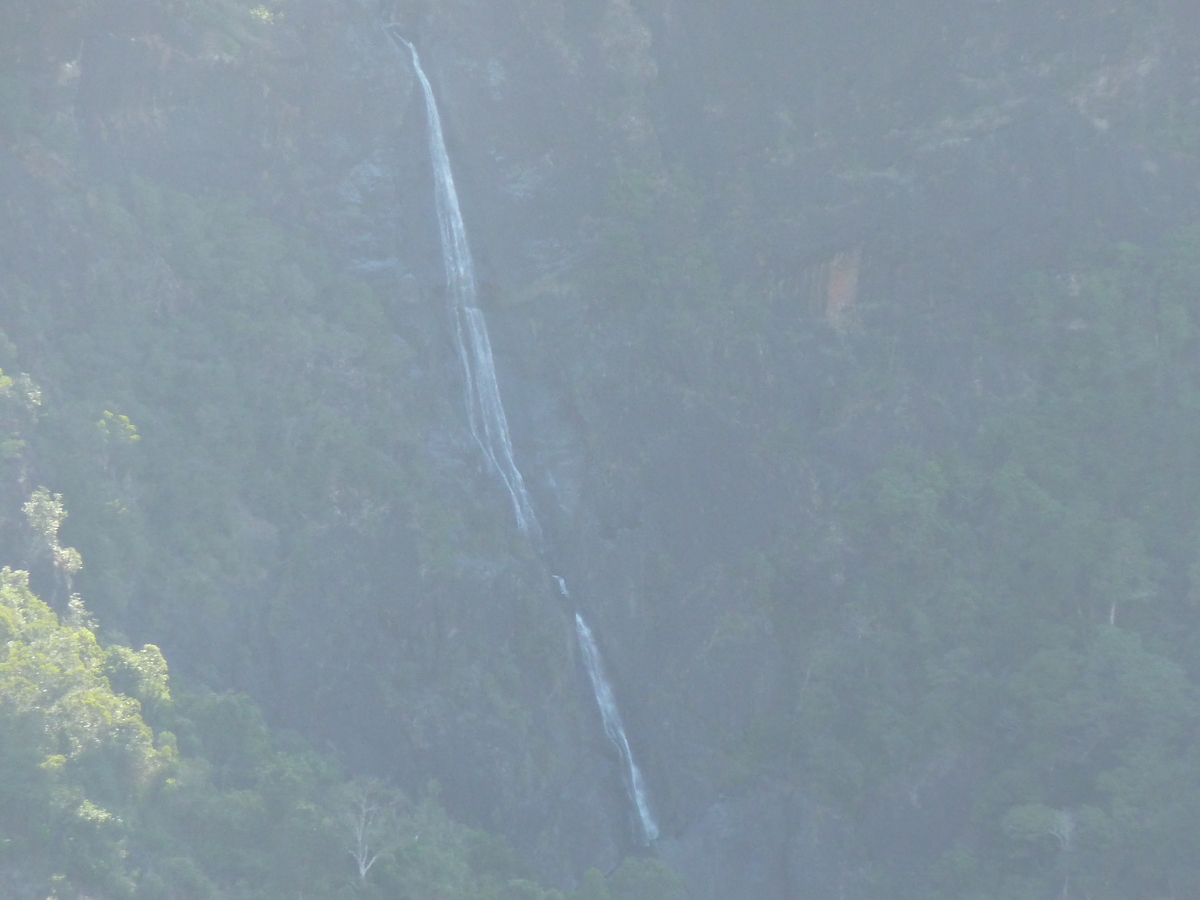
left=574, top=612, right=660, bottom=844
left=392, top=32, right=541, bottom=545
left=395, top=30, right=658, bottom=845
left=554, top=577, right=658, bottom=843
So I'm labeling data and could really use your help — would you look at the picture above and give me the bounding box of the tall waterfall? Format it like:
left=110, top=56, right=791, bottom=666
left=395, top=30, right=658, bottom=846
left=574, top=613, right=660, bottom=844
left=394, top=33, right=540, bottom=544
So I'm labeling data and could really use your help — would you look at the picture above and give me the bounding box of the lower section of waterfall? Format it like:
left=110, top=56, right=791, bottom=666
left=396, top=27, right=657, bottom=846
left=575, top=612, right=660, bottom=845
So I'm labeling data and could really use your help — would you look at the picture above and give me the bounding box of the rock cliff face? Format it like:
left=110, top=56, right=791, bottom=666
left=3, top=0, right=1200, bottom=895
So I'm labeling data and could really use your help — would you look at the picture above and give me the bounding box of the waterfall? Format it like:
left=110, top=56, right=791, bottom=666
left=394, top=30, right=658, bottom=845
left=574, top=613, right=660, bottom=844
left=555, top=574, right=658, bottom=842
left=393, top=32, right=541, bottom=545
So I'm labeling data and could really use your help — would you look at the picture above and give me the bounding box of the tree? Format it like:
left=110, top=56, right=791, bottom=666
left=22, top=487, right=83, bottom=599
left=334, top=777, right=407, bottom=882
left=572, top=868, right=610, bottom=900
left=1001, top=803, right=1110, bottom=900
left=608, top=857, right=685, bottom=900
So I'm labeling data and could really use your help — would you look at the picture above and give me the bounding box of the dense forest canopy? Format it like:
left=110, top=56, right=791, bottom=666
left=2, top=0, right=1200, bottom=898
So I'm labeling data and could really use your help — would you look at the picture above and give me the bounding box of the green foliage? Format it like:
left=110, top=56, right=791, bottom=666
left=562, top=859, right=682, bottom=900
left=23, top=487, right=83, bottom=578
left=606, top=857, right=685, bottom=900
left=0, top=109, right=575, bottom=896
left=564, top=139, right=1200, bottom=900
left=751, top=225, right=1200, bottom=897
left=7, top=174, right=442, bottom=690
left=0, top=566, right=167, bottom=896
left=96, top=410, right=140, bottom=445
left=0, top=567, right=568, bottom=900
left=0, top=364, right=39, bottom=489
left=103, top=643, right=171, bottom=721
left=3, top=2, right=1199, bottom=895
left=572, top=868, right=610, bottom=900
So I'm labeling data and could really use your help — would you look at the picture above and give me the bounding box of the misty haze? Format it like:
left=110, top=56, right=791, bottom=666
left=1, top=1, right=1199, bottom=898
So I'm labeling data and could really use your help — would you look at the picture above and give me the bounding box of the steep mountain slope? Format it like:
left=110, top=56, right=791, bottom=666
left=4, top=0, right=1200, bottom=897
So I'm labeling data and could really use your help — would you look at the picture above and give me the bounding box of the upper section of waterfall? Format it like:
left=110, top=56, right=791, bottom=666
left=389, top=29, right=542, bottom=546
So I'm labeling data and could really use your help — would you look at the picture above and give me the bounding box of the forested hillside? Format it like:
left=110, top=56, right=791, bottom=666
left=3, top=0, right=1200, bottom=897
